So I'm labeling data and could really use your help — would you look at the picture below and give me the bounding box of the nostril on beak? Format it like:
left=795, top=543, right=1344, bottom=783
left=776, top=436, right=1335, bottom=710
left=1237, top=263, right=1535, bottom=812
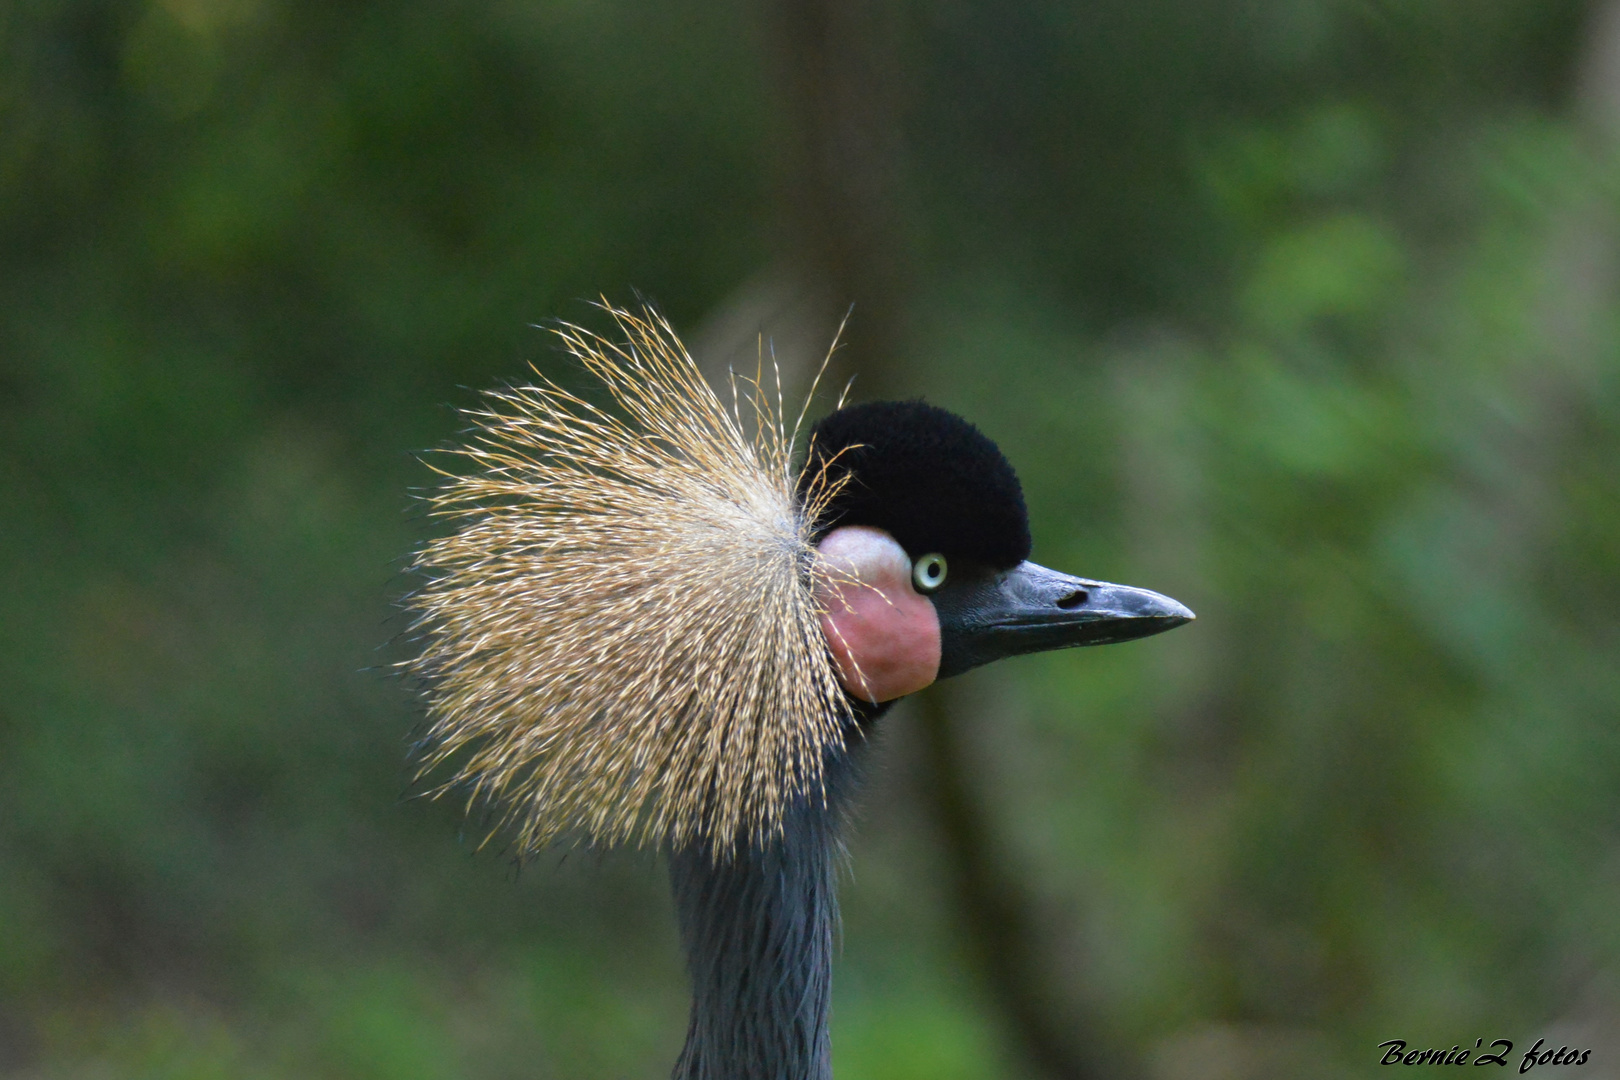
left=1056, top=588, right=1089, bottom=610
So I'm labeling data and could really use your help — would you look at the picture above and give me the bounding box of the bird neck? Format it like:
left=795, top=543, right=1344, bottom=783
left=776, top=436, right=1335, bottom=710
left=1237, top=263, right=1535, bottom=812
left=668, top=745, right=863, bottom=1080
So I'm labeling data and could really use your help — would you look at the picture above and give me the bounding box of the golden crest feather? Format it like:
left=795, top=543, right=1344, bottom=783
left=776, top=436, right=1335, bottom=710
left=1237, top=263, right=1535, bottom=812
left=406, top=303, right=853, bottom=852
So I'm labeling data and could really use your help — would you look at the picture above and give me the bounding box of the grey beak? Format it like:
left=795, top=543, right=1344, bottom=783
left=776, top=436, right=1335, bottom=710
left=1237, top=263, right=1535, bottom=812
left=933, top=561, right=1194, bottom=680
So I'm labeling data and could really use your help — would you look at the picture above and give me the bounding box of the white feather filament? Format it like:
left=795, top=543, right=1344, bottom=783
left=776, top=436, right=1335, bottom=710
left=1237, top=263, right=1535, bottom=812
left=406, top=303, right=854, bottom=853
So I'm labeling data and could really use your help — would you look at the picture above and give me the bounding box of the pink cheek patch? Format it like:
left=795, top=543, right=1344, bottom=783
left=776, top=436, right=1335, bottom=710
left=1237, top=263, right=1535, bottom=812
left=814, top=526, right=942, bottom=703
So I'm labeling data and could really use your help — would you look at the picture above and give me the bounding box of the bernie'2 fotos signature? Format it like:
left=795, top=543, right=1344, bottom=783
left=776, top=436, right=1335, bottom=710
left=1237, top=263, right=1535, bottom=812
left=1379, top=1039, right=1592, bottom=1071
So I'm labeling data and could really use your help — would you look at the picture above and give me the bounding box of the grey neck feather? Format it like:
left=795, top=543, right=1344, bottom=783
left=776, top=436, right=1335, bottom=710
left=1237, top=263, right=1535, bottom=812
left=668, top=745, right=864, bottom=1080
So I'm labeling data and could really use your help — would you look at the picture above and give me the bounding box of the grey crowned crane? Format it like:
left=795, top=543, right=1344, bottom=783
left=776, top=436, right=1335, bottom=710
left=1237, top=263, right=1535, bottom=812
left=406, top=304, right=1192, bottom=1080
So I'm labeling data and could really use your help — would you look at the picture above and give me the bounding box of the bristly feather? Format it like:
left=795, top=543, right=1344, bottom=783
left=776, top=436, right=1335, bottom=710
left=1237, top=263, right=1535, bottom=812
left=405, top=303, right=854, bottom=854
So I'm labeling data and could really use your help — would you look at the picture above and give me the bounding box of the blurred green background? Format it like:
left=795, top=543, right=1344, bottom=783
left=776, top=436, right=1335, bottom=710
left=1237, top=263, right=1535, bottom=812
left=4, top=0, right=1620, bottom=1076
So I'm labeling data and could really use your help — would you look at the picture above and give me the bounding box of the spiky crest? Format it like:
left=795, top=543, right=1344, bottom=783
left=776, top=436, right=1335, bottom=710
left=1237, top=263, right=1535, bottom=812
left=406, top=303, right=855, bottom=854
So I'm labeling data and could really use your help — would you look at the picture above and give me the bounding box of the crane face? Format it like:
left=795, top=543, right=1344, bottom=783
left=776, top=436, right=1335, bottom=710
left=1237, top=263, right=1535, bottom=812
left=802, top=400, right=1193, bottom=690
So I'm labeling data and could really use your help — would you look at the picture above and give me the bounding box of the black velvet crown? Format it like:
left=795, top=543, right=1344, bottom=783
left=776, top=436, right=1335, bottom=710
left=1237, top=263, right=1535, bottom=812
left=800, top=400, right=1032, bottom=570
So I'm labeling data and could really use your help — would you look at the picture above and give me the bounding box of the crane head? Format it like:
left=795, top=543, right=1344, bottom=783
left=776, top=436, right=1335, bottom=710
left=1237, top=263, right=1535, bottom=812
left=406, top=305, right=1191, bottom=854
left=802, top=400, right=1193, bottom=703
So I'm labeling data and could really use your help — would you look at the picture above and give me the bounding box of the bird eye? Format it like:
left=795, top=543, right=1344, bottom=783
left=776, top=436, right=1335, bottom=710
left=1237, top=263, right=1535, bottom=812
left=912, top=553, right=948, bottom=592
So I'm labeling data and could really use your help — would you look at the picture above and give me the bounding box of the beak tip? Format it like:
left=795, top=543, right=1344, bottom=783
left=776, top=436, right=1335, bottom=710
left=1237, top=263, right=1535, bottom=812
left=1124, top=594, right=1193, bottom=641
left=1150, top=592, right=1195, bottom=626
